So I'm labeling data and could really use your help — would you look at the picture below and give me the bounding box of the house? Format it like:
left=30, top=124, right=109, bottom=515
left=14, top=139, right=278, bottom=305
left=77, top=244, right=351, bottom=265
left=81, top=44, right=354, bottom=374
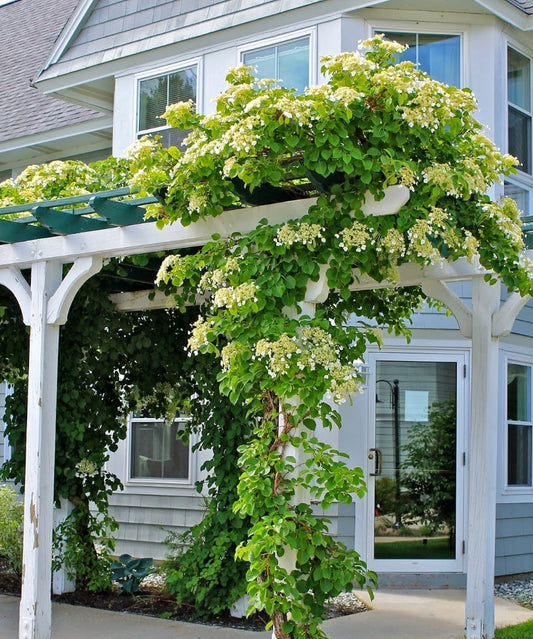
left=3, top=0, right=533, bottom=623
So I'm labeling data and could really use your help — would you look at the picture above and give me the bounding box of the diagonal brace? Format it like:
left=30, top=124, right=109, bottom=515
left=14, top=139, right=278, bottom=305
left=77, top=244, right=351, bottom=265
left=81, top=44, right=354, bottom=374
left=47, top=257, right=103, bottom=325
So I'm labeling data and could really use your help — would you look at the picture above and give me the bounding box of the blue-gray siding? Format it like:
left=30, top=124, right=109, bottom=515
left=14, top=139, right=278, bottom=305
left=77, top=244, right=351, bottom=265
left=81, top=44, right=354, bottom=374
left=496, top=502, right=533, bottom=576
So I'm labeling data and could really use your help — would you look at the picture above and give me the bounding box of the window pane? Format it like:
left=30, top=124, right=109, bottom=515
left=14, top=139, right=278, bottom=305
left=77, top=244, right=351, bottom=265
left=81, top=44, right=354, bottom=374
left=508, top=424, right=532, bottom=486
left=382, top=32, right=460, bottom=86
left=508, top=106, right=531, bottom=173
left=168, top=68, right=197, bottom=106
left=508, top=364, right=530, bottom=421
left=243, top=37, right=309, bottom=93
left=131, top=420, right=189, bottom=480
left=508, top=48, right=531, bottom=110
left=139, top=76, right=168, bottom=131
left=277, top=38, right=309, bottom=94
left=243, top=45, right=277, bottom=80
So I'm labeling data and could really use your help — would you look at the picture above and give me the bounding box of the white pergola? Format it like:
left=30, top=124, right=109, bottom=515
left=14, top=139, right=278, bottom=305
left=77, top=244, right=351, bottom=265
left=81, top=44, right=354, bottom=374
left=0, top=189, right=529, bottom=639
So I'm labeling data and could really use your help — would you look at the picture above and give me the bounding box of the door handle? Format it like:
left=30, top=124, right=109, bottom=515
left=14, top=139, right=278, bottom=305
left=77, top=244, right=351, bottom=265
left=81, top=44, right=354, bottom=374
left=368, top=448, right=383, bottom=476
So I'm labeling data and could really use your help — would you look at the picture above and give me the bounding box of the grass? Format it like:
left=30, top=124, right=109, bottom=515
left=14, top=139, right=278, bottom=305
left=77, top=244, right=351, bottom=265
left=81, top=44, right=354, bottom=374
left=495, top=618, right=533, bottom=638
left=374, top=536, right=454, bottom=560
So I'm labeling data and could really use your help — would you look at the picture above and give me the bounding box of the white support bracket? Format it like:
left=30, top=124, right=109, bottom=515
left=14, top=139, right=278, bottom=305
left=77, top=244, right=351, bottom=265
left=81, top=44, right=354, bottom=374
left=0, top=266, right=32, bottom=326
left=47, top=256, right=103, bottom=325
left=492, top=290, right=531, bottom=337
left=421, top=279, right=474, bottom=339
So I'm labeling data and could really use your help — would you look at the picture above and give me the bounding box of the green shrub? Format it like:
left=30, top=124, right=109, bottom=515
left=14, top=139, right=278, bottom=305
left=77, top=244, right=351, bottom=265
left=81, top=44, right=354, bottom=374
left=0, top=484, right=23, bottom=575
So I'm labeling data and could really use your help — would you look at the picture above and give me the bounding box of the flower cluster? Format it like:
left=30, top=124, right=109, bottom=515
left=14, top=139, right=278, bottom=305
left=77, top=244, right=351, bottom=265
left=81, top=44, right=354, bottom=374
left=337, top=221, right=371, bottom=252
left=75, top=459, right=99, bottom=479
left=275, top=222, right=325, bottom=248
left=377, top=228, right=406, bottom=260
left=188, top=316, right=211, bottom=354
left=156, top=254, right=186, bottom=287
left=212, top=282, right=258, bottom=309
left=253, top=327, right=362, bottom=403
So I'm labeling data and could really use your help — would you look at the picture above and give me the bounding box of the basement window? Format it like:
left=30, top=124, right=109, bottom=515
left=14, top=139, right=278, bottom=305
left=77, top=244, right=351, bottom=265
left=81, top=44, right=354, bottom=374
left=130, top=416, right=190, bottom=481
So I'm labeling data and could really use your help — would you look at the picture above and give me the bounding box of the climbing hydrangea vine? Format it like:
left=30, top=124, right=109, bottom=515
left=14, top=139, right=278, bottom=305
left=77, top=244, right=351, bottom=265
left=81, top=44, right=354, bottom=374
left=149, top=36, right=533, bottom=638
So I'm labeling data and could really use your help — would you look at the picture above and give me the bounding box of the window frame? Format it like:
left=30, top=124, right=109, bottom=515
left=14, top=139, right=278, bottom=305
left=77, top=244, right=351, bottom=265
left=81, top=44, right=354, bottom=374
left=505, top=42, right=533, bottom=216
left=238, top=27, right=317, bottom=91
left=501, top=352, right=533, bottom=501
left=134, top=57, right=202, bottom=141
left=127, top=414, right=193, bottom=485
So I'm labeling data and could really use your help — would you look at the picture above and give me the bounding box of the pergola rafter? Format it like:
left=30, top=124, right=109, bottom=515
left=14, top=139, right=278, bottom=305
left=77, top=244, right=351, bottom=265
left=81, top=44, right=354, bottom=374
left=0, top=189, right=531, bottom=639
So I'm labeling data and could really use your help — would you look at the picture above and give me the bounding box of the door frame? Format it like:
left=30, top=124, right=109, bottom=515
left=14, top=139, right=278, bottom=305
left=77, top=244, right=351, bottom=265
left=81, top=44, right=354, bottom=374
left=362, top=347, right=469, bottom=574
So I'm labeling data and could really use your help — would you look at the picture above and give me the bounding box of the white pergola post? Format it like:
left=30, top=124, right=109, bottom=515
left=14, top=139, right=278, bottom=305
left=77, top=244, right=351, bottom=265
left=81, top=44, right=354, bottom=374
left=0, top=257, right=104, bottom=639
left=465, top=278, right=501, bottom=639
left=19, top=260, right=62, bottom=639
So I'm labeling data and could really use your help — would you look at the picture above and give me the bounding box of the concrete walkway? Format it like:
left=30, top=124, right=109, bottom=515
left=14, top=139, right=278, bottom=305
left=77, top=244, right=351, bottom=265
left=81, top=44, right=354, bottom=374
left=1, top=590, right=532, bottom=639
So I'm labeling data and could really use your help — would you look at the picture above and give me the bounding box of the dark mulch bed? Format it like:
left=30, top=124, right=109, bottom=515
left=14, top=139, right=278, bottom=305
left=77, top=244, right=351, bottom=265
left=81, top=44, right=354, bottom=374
left=0, top=560, right=366, bottom=631
left=52, top=587, right=270, bottom=631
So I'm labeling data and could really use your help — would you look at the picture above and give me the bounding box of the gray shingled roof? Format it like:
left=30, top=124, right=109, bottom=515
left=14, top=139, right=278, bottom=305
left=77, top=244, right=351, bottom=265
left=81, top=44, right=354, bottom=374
left=0, top=0, right=103, bottom=145
left=506, top=0, right=533, bottom=14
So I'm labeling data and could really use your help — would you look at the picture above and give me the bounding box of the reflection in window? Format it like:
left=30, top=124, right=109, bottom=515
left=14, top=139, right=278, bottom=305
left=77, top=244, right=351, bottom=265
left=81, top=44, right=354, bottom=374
left=130, top=417, right=190, bottom=480
left=381, top=32, right=461, bottom=86
left=508, top=48, right=532, bottom=175
left=243, top=37, right=310, bottom=94
left=138, top=66, right=197, bottom=148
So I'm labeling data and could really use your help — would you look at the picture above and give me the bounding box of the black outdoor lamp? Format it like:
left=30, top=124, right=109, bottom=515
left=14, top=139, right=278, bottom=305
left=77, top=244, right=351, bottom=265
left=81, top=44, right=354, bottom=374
left=376, top=378, right=401, bottom=527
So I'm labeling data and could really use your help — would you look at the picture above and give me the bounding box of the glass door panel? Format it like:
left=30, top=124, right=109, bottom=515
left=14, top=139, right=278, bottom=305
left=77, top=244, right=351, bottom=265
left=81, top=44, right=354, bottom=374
left=373, top=360, right=457, bottom=561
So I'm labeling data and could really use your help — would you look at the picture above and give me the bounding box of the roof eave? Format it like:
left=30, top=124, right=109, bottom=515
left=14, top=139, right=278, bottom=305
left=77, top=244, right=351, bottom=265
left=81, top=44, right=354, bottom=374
left=473, top=0, right=533, bottom=28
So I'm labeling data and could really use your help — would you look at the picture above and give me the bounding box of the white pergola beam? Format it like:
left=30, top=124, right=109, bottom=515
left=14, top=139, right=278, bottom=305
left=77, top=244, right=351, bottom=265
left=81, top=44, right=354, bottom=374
left=350, top=259, right=488, bottom=291
left=0, top=199, right=315, bottom=270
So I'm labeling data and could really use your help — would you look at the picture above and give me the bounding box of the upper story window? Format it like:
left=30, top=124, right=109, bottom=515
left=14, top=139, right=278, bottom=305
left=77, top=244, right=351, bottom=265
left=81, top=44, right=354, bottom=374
left=242, top=36, right=310, bottom=94
left=130, top=415, right=190, bottom=482
left=507, top=362, right=533, bottom=487
left=381, top=32, right=461, bottom=87
left=508, top=47, right=531, bottom=175
left=137, top=65, right=197, bottom=148
left=505, top=46, right=533, bottom=215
